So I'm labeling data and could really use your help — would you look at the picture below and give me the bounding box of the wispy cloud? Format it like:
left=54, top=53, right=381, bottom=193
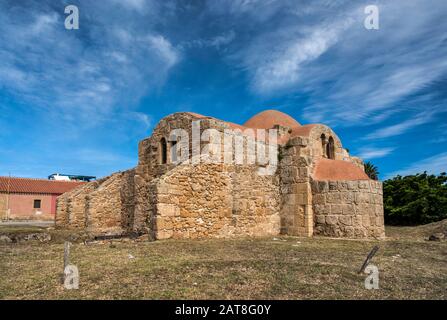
left=129, top=112, right=152, bottom=131
left=385, top=152, right=447, bottom=179
left=364, top=112, right=435, bottom=140
left=110, top=0, right=156, bottom=12
left=0, top=1, right=181, bottom=178
left=147, top=35, right=180, bottom=67
left=298, top=0, right=447, bottom=125
left=357, top=147, right=395, bottom=160
left=213, top=0, right=447, bottom=126
left=0, top=2, right=179, bottom=126
left=180, top=31, right=236, bottom=50
left=249, top=19, right=353, bottom=94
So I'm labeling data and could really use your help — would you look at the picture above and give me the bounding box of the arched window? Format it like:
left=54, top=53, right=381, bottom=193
left=326, top=136, right=335, bottom=160
left=160, top=138, right=167, bottom=164
left=320, top=134, right=327, bottom=157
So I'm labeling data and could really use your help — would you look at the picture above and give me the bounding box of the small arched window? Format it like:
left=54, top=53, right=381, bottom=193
left=320, top=134, right=327, bottom=157
left=326, top=136, right=335, bottom=160
left=160, top=138, right=167, bottom=164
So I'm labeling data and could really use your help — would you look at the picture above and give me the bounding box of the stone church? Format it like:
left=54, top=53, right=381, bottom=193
left=56, top=110, right=385, bottom=239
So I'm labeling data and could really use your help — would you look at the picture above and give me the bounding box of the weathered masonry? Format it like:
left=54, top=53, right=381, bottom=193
left=56, top=110, right=385, bottom=239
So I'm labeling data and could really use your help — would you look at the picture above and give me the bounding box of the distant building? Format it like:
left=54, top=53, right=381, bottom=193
left=0, top=177, right=85, bottom=221
left=48, top=173, right=96, bottom=182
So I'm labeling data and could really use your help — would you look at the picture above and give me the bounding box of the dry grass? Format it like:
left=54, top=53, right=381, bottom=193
left=0, top=223, right=446, bottom=300
left=386, top=219, right=447, bottom=241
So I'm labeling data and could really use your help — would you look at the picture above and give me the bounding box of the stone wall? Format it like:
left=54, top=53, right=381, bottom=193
left=55, top=169, right=135, bottom=235
left=278, top=137, right=313, bottom=237
left=228, top=165, right=280, bottom=237
left=55, top=111, right=385, bottom=241
left=133, top=112, right=281, bottom=237
left=133, top=112, right=203, bottom=234
left=311, top=180, right=385, bottom=239
left=305, top=124, right=344, bottom=160
left=86, top=170, right=135, bottom=234
left=66, top=183, right=98, bottom=230
left=152, top=162, right=280, bottom=239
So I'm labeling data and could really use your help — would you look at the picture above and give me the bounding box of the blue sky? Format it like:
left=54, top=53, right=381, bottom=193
left=0, top=0, right=446, bottom=180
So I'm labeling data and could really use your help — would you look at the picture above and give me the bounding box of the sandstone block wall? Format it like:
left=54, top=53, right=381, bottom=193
left=311, top=180, right=385, bottom=239
left=152, top=163, right=280, bottom=240
left=55, top=169, right=135, bottom=235
left=134, top=112, right=281, bottom=238
left=227, top=164, right=280, bottom=237
left=133, top=113, right=206, bottom=234
left=279, top=137, right=313, bottom=237
left=87, top=170, right=135, bottom=234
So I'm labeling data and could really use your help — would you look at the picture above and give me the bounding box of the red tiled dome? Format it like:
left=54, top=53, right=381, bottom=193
left=243, top=110, right=300, bottom=129
left=312, top=159, right=370, bottom=181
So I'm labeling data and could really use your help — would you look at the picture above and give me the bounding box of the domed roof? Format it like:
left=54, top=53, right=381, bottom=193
left=313, top=159, right=370, bottom=181
left=243, top=110, right=300, bottom=129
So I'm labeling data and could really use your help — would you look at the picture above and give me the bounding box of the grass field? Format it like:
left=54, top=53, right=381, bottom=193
left=0, top=223, right=446, bottom=300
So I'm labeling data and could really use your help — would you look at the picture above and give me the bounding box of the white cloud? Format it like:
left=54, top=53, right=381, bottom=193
left=209, top=31, right=236, bottom=48
left=181, top=31, right=236, bottom=50
left=251, top=21, right=352, bottom=93
left=0, top=2, right=179, bottom=126
left=385, top=152, right=447, bottom=179
left=298, top=0, right=447, bottom=125
left=108, top=51, right=129, bottom=64
left=206, top=0, right=303, bottom=22
left=130, top=112, right=152, bottom=130
left=30, top=13, right=58, bottom=34
left=364, top=112, right=435, bottom=140
left=111, top=0, right=151, bottom=11
left=357, top=147, right=395, bottom=160
left=214, top=0, right=447, bottom=127
left=359, top=62, right=447, bottom=115
left=147, top=35, right=180, bottom=67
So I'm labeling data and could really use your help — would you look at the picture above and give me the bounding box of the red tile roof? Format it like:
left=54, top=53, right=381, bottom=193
left=0, top=177, right=85, bottom=195
left=313, top=159, right=370, bottom=181
left=243, top=109, right=301, bottom=129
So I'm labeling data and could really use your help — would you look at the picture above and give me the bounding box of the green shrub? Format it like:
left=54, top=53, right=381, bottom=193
left=383, top=172, right=447, bottom=225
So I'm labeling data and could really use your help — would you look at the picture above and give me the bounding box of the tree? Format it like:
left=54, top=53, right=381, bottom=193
left=364, top=161, right=379, bottom=180
left=383, top=172, right=447, bottom=225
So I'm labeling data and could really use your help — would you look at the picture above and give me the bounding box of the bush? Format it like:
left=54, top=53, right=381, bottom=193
left=383, top=172, right=447, bottom=225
